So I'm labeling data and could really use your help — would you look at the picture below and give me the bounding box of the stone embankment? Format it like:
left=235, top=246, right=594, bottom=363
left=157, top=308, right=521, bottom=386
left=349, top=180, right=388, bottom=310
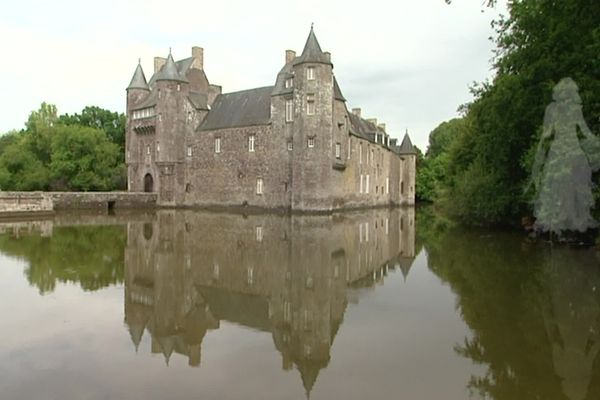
left=0, top=192, right=157, bottom=217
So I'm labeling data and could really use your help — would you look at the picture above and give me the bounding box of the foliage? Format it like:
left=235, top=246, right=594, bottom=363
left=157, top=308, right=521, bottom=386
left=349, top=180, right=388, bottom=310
left=0, top=103, right=126, bottom=191
left=49, top=125, right=123, bottom=191
left=429, top=0, right=600, bottom=227
left=0, top=225, right=126, bottom=294
left=59, top=106, right=126, bottom=157
left=416, top=118, right=464, bottom=202
left=420, top=209, right=600, bottom=399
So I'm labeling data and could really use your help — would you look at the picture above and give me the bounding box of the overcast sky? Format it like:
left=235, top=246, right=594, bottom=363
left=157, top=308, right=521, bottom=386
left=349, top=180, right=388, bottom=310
left=0, top=0, right=504, bottom=150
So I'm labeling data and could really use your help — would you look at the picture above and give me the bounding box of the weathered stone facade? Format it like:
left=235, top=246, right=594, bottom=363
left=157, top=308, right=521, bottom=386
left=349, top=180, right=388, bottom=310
left=126, top=28, right=416, bottom=211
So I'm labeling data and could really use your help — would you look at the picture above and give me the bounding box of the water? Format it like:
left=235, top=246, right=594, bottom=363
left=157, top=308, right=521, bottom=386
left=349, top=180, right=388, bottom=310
left=0, top=208, right=598, bottom=400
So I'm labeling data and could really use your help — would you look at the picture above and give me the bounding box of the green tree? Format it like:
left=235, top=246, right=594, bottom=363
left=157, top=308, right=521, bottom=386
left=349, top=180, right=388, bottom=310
left=49, top=125, right=123, bottom=191
left=434, top=0, right=600, bottom=226
left=59, top=106, right=126, bottom=155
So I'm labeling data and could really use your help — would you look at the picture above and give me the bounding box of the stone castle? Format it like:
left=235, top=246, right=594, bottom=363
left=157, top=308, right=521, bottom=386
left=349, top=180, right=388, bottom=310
left=125, top=28, right=416, bottom=211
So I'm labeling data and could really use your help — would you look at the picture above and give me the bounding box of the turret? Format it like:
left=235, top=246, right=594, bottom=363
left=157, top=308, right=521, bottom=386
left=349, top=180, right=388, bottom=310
left=153, top=51, right=189, bottom=205
left=126, top=60, right=150, bottom=109
left=398, top=131, right=417, bottom=205
left=289, top=26, right=336, bottom=211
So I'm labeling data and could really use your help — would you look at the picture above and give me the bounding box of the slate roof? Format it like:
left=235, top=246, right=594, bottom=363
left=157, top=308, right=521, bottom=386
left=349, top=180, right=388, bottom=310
left=293, top=27, right=332, bottom=66
left=199, top=86, right=273, bottom=131
left=334, top=78, right=346, bottom=102
left=271, top=62, right=294, bottom=97
left=348, top=112, right=378, bottom=141
left=398, top=132, right=417, bottom=154
left=188, top=91, right=209, bottom=110
left=156, top=53, right=188, bottom=83
left=131, top=90, right=158, bottom=110
left=127, top=62, right=149, bottom=91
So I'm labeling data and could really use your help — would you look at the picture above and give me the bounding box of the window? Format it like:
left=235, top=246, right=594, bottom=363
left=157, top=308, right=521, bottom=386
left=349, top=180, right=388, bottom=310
left=401, top=181, right=405, bottom=195
left=335, top=142, right=341, bottom=159
left=156, top=142, right=160, bottom=153
left=215, top=137, right=221, bottom=153
left=348, top=137, right=351, bottom=160
left=360, top=174, right=363, bottom=194
left=307, top=66, right=315, bottom=80
left=248, top=135, right=255, bottom=152
left=127, top=150, right=130, bottom=161
left=256, top=226, right=263, bottom=242
left=386, top=177, right=390, bottom=194
left=177, top=84, right=180, bottom=91
left=187, top=146, right=192, bottom=157
left=287, top=142, right=293, bottom=151
left=247, top=267, right=254, bottom=285
left=366, top=175, right=370, bottom=194
left=146, top=145, right=151, bottom=155
left=359, top=144, right=362, bottom=164
left=285, top=99, right=294, bottom=122
left=256, top=178, right=263, bottom=194
left=307, top=137, right=315, bottom=148
left=306, top=94, right=315, bottom=115
left=285, top=77, right=294, bottom=88
left=371, top=149, right=374, bottom=165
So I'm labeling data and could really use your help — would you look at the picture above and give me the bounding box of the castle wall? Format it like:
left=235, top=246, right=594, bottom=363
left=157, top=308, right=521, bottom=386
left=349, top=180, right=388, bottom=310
left=125, top=37, right=416, bottom=212
left=183, top=125, right=291, bottom=209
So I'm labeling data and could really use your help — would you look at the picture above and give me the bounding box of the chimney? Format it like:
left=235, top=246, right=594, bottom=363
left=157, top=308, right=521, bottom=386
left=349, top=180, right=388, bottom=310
left=367, top=118, right=378, bottom=126
left=285, top=50, right=296, bottom=64
left=324, top=51, right=331, bottom=63
left=352, top=108, right=361, bottom=117
left=154, top=57, right=166, bottom=73
left=192, top=46, right=204, bottom=69
left=378, top=123, right=386, bottom=131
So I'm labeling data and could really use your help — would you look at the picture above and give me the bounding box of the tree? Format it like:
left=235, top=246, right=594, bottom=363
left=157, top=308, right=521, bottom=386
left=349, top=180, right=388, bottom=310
left=433, top=0, right=600, bottom=226
left=49, top=125, right=123, bottom=191
left=58, top=106, right=126, bottom=156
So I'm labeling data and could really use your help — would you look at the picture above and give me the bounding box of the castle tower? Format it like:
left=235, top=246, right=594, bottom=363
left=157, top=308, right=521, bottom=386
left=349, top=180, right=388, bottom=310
left=153, top=52, right=189, bottom=205
left=126, top=61, right=150, bottom=191
left=289, top=27, right=336, bottom=211
left=398, top=131, right=417, bottom=205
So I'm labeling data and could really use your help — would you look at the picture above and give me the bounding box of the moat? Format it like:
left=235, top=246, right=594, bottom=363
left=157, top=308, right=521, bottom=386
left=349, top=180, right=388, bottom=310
left=0, top=208, right=599, bottom=400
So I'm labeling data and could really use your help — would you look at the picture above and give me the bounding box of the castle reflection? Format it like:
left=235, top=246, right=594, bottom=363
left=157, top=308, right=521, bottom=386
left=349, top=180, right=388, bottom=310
left=123, top=208, right=416, bottom=393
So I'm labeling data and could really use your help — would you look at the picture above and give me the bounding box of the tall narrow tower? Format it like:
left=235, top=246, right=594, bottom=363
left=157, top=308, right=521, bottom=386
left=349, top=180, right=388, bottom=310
left=153, top=52, right=189, bottom=205
left=398, top=132, right=417, bottom=205
left=290, top=27, right=335, bottom=211
left=126, top=61, right=150, bottom=191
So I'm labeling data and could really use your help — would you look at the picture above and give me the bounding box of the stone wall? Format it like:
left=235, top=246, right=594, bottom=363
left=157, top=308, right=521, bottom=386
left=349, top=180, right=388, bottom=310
left=50, top=192, right=157, bottom=210
left=0, top=192, right=53, bottom=215
left=184, top=125, right=291, bottom=209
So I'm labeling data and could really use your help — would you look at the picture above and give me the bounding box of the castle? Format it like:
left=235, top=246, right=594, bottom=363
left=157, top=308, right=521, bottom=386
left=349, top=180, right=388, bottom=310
left=125, top=28, right=416, bottom=211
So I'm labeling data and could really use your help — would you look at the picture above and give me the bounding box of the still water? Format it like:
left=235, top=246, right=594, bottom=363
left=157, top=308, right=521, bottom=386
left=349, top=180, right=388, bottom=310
left=0, top=208, right=598, bottom=400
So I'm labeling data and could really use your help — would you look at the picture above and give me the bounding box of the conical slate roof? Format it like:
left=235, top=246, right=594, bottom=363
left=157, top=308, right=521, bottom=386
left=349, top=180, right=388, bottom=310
left=293, top=26, right=332, bottom=66
left=156, top=52, right=189, bottom=83
left=398, top=132, right=416, bottom=154
left=127, top=61, right=149, bottom=90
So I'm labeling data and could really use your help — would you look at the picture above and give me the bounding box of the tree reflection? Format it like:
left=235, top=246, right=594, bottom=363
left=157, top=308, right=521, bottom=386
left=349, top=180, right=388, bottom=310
left=419, top=208, right=600, bottom=400
left=0, top=222, right=125, bottom=293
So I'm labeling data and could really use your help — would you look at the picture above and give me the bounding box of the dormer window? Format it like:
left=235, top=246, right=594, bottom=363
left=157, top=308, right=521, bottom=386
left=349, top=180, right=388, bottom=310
left=285, top=77, right=294, bottom=89
left=307, top=67, right=315, bottom=80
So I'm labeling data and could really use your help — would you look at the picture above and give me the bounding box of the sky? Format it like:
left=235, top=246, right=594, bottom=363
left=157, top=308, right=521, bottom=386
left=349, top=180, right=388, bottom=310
left=0, top=0, right=505, bottom=151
